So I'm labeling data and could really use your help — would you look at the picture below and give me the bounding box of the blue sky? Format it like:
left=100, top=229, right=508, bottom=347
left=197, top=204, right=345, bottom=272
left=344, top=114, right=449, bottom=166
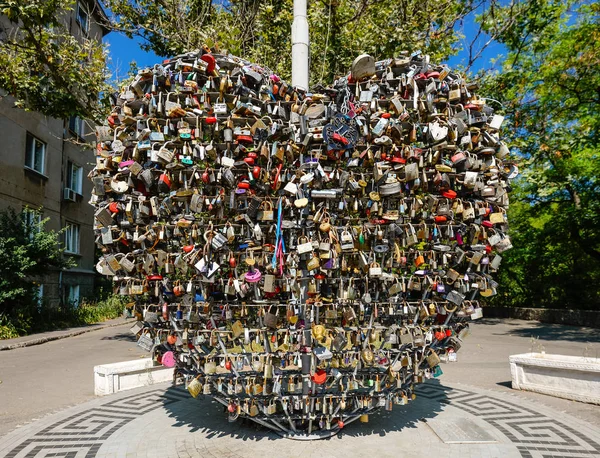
left=103, top=9, right=506, bottom=82
left=104, top=34, right=160, bottom=82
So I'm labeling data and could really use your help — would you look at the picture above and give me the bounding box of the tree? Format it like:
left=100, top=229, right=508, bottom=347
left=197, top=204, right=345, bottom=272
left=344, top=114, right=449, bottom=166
left=0, top=208, right=74, bottom=318
left=480, top=0, right=600, bottom=309
left=102, top=0, right=479, bottom=83
left=0, top=0, right=495, bottom=120
left=0, top=0, right=110, bottom=121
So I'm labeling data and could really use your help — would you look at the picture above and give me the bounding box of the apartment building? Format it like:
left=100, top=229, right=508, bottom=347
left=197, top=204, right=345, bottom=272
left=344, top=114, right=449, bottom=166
left=0, top=0, right=109, bottom=307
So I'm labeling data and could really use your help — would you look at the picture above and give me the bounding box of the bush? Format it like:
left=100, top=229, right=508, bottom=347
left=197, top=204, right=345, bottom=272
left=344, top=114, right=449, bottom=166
left=0, top=207, right=73, bottom=318
left=75, top=295, right=128, bottom=325
left=0, top=315, right=20, bottom=340
left=0, top=294, right=129, bottom=339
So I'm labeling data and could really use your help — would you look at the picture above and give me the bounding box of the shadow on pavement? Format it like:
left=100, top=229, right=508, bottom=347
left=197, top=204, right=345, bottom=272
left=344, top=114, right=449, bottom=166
left=100, top=331, right=137, bottom=342
left=160, top=379, right=451, bottom=440
left=474, top=318, right=600, bottom=344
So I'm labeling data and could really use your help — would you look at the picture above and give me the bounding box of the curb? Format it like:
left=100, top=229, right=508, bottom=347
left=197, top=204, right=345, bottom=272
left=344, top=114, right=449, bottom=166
left=0, top=318, right=136, bottom=351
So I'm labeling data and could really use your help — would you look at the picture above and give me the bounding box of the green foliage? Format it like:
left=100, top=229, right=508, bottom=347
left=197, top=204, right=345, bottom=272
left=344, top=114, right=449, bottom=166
left=0, top=294, right=128, bottom=338
left=101, top=0, right=215, bottom=57
left=0, top=314, right=19, bottom=339
left=0, top=207, right=74, bottom=318
left=0, top=207, right=127, bottom=338
left=4, top=0, right=597, bottom=312
left=102, top=0, right=474, bottom=84
left=481, top=0, right=600, bottom=309
left=0, top=0, right=110, bottom=121
left=36, top=294, right=127, bottom=332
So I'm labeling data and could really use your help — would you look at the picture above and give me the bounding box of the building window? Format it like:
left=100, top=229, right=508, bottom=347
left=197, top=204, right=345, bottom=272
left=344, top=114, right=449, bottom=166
left=64, top=223, right=80, bottom=254
left=23, top=208, right=42, bottom=236
left=76, top=1, right=89, bottom=33
left=68, top=116, right=86, bottom=138
left=67, top=284, right=80, bottom=308
left=37, top=284, right=44, bottom=308
left=25, top=133, right=46, bottom=175
left=67, top=161, right=83, bottom=195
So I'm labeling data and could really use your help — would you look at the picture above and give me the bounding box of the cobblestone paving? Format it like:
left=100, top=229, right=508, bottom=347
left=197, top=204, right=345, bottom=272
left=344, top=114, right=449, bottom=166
left=1, top=381, right=598, bottom=458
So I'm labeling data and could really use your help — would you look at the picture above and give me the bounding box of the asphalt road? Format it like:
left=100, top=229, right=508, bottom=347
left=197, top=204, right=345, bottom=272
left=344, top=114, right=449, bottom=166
left=0, top=317, right=599, bottom=438
left=0, top=322, right=146, bottom=437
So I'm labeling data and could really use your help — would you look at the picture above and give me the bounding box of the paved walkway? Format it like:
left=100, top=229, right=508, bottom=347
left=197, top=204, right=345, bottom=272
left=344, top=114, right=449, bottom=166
left=0, top=317, right=135, bottom=351
left=0, top=317, right=599, bottom=457
left=1, top=381, right=599, bottom=458
left=0, top=320, right=147, bottom=437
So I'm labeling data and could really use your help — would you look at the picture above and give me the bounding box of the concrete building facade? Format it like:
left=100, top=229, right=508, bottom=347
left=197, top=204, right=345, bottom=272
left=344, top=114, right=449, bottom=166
left=0, top=0, right=109, bottom=307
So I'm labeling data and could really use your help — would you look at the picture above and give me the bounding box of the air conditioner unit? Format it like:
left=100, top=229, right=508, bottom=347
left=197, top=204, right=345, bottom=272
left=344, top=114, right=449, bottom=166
left=63, top=188, right=77, bottom=202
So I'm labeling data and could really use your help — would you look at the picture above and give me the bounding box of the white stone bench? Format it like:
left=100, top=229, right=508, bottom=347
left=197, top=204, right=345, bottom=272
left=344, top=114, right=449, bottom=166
left=509, top=353, right=600, bottom=405
left=94, top=358, right=174, bottom=396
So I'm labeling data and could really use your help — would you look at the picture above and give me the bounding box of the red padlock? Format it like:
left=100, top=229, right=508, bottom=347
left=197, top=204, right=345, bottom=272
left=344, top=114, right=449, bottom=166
left=237, top=135, right=253, bottom=143
left=252, top=166, right=261, bottom=179
left=109, top=202, right=120, bottom=214
left=332, top=132, right=349, bottom=145
left=158, top=173, right=171, bottom=189
left=225, top=359, right=232, bottom=370
left=200, top=53, right=216, bottom=73
left=107, top=115, right=118, bottom=127
left=442, top=189, right=457, bottom=199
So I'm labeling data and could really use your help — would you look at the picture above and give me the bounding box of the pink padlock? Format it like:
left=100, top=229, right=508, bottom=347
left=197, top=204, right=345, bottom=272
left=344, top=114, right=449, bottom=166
left=245, top=268, right=262, bottom=283
left=161, top=351, right=176, bottom=368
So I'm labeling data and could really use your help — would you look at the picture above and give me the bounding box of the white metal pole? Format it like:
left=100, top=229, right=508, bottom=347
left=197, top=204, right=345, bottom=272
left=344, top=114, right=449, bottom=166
left=291, top=0, right=310, bottom=91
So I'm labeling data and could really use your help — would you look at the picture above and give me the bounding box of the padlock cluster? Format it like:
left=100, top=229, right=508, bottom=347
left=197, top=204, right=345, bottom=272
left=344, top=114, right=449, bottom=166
left=92, top=48, right=514, bottom=436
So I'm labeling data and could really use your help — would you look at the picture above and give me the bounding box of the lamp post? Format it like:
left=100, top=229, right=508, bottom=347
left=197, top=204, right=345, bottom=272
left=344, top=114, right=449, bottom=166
left=291, top=0, right=309, bottom=91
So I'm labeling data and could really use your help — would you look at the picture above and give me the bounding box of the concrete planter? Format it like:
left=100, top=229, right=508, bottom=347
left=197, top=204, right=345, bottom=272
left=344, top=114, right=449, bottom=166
left=94, top=358, right=174, bottom=396
left=509, top=353, right=600, bottom=405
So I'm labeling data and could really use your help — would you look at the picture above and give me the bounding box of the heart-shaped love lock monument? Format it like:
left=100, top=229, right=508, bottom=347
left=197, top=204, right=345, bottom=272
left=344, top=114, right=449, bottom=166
left=92, top=48, right=515, bottom=439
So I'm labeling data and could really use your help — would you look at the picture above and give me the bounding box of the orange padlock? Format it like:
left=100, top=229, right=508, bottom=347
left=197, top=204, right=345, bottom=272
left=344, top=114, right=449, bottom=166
left=415, top=254, right=425, bottom=267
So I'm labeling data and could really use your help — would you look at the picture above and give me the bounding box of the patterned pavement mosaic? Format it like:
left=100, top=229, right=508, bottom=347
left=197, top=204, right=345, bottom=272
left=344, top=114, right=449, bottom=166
left=1, top=381, right=598, bottom=458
